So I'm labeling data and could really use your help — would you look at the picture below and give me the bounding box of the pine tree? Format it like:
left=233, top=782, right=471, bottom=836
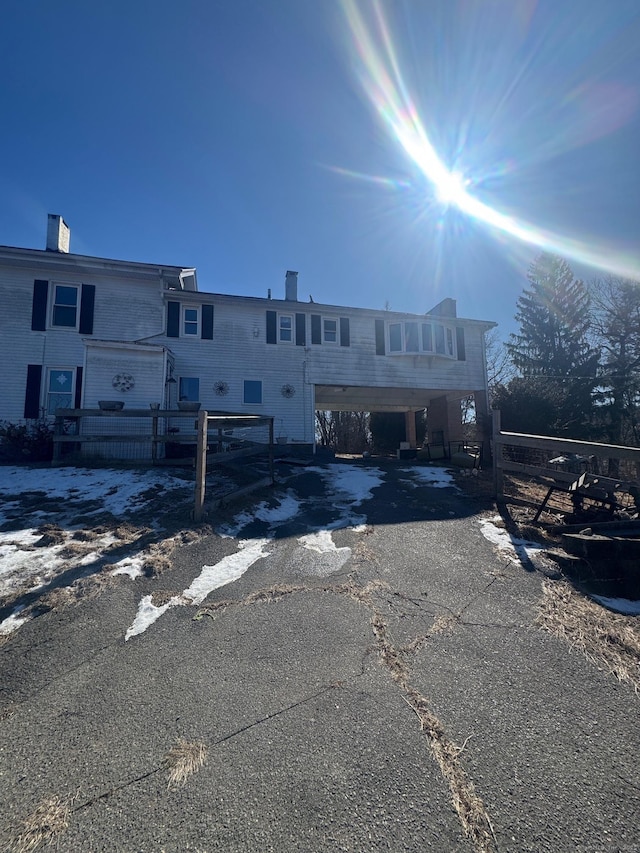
left=506, top=254, right=598, bottom=437
left=590, top=277, right=640, bottom=461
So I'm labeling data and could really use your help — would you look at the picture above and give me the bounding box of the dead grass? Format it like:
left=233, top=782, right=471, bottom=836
left=151, top=589, right=182, bottom=607
left=538, top=580, right=640, bottom=692
left=366, top=596, right=495, bottom=852
left=164, top=738, right=208, bottom=790
left=142, top=554, right=172, bottom=578
left=245, top=584, right=307, bottom=605
left=9, top=795, right=71, bottom=852
left=194, top=599, right=235, bottom=621
left=403, top=687, right=495, bottom=853
left=371, top=608, right=410, bottom=685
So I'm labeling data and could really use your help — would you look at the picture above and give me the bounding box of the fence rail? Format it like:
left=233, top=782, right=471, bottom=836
left=51, top=408, right=274, bottom=521
left=491, top=409, right=640, bottom=515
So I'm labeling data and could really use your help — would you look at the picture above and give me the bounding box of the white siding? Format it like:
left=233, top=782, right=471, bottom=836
left=1, top=263, right=165, bottom=423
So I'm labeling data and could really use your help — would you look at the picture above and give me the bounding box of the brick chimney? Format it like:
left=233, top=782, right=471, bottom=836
left=285, top=270, right=298, bottom=301
left=46, top=214, right=70, bottom=253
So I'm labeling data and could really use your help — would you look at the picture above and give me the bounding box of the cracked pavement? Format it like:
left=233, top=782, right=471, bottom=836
left=0, top=460, right=638, bottom=852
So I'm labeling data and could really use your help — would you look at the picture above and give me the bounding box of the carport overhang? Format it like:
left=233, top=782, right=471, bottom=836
left=314, top=384, right=473, bottom=413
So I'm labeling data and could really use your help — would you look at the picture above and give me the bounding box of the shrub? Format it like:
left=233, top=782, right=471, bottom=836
left=0, top=419, right=54, bottom=462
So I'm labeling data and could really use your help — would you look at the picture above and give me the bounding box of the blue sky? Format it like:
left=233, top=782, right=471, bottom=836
left=1, top=0, right=639, bottom=340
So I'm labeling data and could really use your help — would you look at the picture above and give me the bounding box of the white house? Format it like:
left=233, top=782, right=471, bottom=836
left=1, top=215, right=495, bottom=458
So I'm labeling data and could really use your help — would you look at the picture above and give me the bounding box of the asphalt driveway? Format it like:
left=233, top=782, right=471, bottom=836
left=0, top=460, right=638, bottom=852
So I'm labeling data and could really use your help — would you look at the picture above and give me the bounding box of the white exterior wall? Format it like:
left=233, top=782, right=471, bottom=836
left=160, top=300, right=311, bottom=443
left=155, top=295, right=491, bottom=446
left=1, top=260, right=166, bottom=423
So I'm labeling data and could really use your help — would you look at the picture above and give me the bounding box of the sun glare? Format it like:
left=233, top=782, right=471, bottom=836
left=434, top=171, right=467, bottom=206
left=340, top=0, right=640, bottom=281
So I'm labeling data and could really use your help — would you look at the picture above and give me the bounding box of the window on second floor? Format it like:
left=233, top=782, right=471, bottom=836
left=279, top=314, right=293, bottom=342
left=51, top=285, right=79, bottom=328
left=323, top=318, right=338, bottom=344
left=388, top=320, right=456, bottom=357
left=183, top=306, right=199, bottom=336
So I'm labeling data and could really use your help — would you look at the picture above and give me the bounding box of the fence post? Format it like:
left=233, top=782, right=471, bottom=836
left=194, top=410, right=208, bottom=522
left=492, top=409, right=503, bottom=500
left=268, top=417, right=274, bottom=485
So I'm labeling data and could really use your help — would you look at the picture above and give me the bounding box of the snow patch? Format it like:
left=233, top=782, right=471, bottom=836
left=478, top=516, right=543, bottom=561
left=398, top=466, right=459, bottom=490
left=125, top=594, right=182, bottom=641
left=0, top=606, right=27, bottom=636
left=307, top=464, right=384, bottom=506
left=219, top=492, right=301, bottom=538
left=590, top=595, right=640, bottom=616
left=125, top=538, right=271, bottom=639
left=182, top=538, right=270, bottom=605
left=298, top=530, right=350, bottom=557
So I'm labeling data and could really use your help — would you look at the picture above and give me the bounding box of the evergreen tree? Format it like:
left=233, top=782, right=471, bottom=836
left=506, top=254, right=598, bottom=437
left=590, top=277, right=640, bottom=464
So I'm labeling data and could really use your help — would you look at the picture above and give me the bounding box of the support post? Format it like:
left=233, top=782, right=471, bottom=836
left=151, top=412, right=159, bottom=464
left=404, top=410, right=417, bottom=449
left=492, top=409, right=503, bottom=500
left=268, top=417, right=274, bottom=485
left=194, top=410, right=208, bottom=522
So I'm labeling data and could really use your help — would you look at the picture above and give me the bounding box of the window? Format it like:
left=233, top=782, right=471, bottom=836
left=421, top=323, right=433, bottom=352
left=386, top=320, right=456, bottom=357
left=279, top=314, right=293, bottom=343
left=179, top=377, right=200, bottom=402
left=389, top=323, right=402, bottom=353
left=183, top=306, right=199, bottom=336
left=405, top=322, right=419, bottom=352
left=323, top=318, right=337, bottom=343
left=52, top=285, right=78, bottom=328
left=243, top=380, right=263, bottom=405
left=47, top=369, right=74, bottom=413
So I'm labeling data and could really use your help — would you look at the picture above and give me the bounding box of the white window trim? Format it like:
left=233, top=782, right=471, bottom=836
left=50, top=282, right=80, bottom=330
left=182, top=304, right=200, bottom=337
left=243, top=379, right=263, bottom=406
left=46, top=367, right=76, bottom=414
left=387, top=320, right=457, bottom=358
left=322, top=317, right=338, bottom=345
left=278, top=313, right=294, bottom=344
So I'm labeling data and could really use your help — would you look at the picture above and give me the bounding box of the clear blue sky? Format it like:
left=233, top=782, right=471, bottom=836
left=2, top=0, right=639, bottom=340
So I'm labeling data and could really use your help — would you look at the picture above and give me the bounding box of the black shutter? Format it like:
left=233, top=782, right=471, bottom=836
left=31, top=280, right=48, bottom=331
left=167, top=301, right=180, bottom=337
left=456, top=327, right=466, bottom=361
left=79, top=284, right=95, bottom=334
left=340, top=317, right=350, bottom=347
left=201, top=304, right=214, bottom=339
left=311, top=314, right=321, bottom=345
left=266, top=310, right=277, bottom=344
left=295, top=313, right=306, bottom=346
left=24, top=365, right=42, bottom=419
left=74, top=367, right=83, bottom=408
left=375, top=319, right=386, bottom=355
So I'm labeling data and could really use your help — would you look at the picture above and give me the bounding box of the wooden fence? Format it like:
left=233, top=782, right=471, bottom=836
left=51, top=408, right=274, bottom=521
left=492, top=409, right=640, bottom=510
left=193, top=410, right=274, bottom=521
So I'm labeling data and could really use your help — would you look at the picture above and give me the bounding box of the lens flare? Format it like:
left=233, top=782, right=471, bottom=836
left=340, top=0, right=640, bottom=281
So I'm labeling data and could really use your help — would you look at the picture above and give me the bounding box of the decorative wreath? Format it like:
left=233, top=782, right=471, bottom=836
left=214, top=380, right=229, bottom=396
left=281, top=384, right=296, bottom=398
left=112, top=372, right=135, bottom=392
